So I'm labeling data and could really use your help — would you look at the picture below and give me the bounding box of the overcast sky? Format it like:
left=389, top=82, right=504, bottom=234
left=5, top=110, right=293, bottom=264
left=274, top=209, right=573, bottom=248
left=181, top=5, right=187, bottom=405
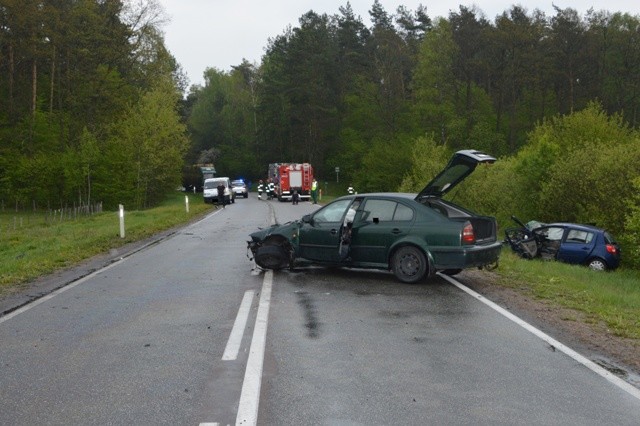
left=157, top=1, right=640, bottom=88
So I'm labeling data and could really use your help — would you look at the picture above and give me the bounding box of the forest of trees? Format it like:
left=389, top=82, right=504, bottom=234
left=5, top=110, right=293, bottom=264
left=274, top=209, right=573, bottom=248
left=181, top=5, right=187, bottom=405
left=0, top=0, right=188, bottom=210
left=187, top=2, right=640, bottom=181
left=2, top=1, right=640, bottom=266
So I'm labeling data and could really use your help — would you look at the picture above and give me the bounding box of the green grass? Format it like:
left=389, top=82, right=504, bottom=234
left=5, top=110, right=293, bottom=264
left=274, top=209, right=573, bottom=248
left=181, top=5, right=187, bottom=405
left=494, top=250, right=640, bottom=340
left=0, top=192, right=213, bottom=289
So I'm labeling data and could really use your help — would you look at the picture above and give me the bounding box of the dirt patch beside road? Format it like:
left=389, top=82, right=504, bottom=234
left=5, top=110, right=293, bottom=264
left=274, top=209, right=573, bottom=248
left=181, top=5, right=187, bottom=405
left=456, top=268, right=640, bottom=385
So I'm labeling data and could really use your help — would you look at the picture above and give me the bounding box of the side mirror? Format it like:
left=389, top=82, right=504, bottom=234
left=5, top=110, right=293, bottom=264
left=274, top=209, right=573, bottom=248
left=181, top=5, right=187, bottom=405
left=301, top=214, right=313, bottom=224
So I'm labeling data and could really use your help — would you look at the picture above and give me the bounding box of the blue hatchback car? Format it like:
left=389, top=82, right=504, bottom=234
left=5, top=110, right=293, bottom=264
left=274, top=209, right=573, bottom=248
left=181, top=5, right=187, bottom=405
left=505, top=218, right=621, bottom=270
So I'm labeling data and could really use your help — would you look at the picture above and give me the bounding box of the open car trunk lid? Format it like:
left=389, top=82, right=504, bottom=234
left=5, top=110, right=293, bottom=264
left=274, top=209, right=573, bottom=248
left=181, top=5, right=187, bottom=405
left=415, top=150, right=496, bottom=200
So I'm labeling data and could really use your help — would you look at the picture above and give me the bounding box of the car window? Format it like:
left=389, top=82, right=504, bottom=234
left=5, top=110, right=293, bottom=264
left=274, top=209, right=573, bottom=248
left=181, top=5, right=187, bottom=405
left=566, top=229, right=594, bottom=244
left=362, top=200, right=395, bottom=222
left=604, top=231, right=616, bottom=244
left=312, top=199, right=351, bottom=223
left=535, top=226, right=564, bottom=241
left=394, top=203, right=414, bottom=221
left=361, top=199, right=412, bottom=222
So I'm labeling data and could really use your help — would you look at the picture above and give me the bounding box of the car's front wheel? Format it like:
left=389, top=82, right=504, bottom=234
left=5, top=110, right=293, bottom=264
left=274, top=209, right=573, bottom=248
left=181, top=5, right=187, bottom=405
left=391, top=246, right=428, bottom=283
left=587, top=257, right=607, bottom=271
left=255, top=245, right=288, bottom=270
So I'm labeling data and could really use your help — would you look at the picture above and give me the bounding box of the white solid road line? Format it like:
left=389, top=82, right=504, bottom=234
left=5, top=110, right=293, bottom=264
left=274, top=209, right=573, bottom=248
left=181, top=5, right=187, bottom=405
left=222, top=290, right=255, bottom=361
left=439, top=272, right=640, bottom=401
left=235, top=270, right=273, bottom=425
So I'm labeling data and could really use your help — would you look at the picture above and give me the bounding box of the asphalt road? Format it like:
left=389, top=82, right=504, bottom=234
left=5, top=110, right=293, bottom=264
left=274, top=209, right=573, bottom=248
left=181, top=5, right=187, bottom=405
left=1, top=195, right=639, bottom=425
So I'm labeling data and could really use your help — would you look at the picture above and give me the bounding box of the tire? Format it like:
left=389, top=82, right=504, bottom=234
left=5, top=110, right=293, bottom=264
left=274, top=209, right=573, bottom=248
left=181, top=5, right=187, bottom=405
left=244, top=193, right=248, bottom=198
left=391, top=246, right=428, bottom=283
left=587, top=258, right=607, bottom=271
left=255, top=245, right=288, bottom=270
left=483, top=260, right=499, bottom=271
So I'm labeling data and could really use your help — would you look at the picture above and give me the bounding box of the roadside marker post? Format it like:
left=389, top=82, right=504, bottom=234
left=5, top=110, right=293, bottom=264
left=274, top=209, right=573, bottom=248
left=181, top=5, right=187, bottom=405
left=119, top=204, right=125, bottom=238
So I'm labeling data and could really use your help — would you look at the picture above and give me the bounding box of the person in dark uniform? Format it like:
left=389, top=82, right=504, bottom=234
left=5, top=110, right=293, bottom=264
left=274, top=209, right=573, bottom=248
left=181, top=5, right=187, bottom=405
left=217, top=183, right=226, bottom=208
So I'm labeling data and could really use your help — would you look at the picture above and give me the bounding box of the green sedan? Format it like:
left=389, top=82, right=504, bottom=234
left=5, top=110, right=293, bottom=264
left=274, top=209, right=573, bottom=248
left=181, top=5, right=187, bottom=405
left=248, top=150, right=502, bottom=283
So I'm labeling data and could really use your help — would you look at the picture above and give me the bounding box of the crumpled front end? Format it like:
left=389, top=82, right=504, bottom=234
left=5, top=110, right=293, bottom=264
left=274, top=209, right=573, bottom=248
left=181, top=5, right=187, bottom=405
left=247, top=222, right=299, bottom=270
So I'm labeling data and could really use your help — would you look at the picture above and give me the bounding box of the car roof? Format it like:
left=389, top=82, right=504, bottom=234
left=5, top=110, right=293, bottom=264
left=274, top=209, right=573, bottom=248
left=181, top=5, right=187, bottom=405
left=205, top=177, right=230, bottom=183
left=544, top=222, right=605, bottom=232
left=334, top=192, right=417, bottom=201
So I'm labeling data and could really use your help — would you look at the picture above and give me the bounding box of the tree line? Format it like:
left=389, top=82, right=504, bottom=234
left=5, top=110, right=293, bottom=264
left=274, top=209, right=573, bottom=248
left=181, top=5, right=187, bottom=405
left=188, top=2, right=640, bottom=183
left=0, top=0, right=187, bottom=210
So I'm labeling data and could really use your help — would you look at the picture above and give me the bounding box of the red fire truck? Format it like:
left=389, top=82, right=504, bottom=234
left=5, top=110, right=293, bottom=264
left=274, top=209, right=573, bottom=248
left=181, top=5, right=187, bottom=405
left=268, top=163, right=314, bottom=201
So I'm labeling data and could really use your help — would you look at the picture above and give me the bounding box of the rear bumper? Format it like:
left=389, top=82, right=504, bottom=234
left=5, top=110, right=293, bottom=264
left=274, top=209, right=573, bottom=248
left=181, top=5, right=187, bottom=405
left=431, top=241, right=502, bottom=270
left=278, top=191, right=310, bottom=201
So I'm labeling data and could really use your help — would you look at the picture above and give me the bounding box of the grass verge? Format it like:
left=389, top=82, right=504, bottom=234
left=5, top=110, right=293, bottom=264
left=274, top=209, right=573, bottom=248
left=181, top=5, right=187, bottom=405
left=493, top=250, right=640, bottom=340
left=0, top=192, right=213, bottom=288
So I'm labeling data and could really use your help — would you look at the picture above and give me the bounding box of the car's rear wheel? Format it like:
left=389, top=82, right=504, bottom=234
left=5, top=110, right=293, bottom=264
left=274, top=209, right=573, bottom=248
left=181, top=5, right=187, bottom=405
left=255, top=245, right=288, bottom=270
left=587, top=257, right=607, bottom=271
left=391, top=246, right=428, bottom=283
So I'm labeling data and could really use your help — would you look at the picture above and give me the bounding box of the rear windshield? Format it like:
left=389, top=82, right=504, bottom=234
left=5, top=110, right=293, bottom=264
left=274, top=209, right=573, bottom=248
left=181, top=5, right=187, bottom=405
left=604, top=231, right=617, bottom=244
left=204, top=180, right=227, bottom=189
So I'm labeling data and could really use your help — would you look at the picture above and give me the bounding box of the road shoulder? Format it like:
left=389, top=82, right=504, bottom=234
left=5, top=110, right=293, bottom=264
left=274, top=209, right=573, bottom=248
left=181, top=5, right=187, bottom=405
left=457, top=268, right=640, bottom=386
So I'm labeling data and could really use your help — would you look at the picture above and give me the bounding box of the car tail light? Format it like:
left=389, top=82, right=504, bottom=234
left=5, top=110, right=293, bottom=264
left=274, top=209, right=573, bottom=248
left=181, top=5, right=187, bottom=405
left=606, top=244, right=618, bottom=255
left=462, top=223, right=476, bottom=245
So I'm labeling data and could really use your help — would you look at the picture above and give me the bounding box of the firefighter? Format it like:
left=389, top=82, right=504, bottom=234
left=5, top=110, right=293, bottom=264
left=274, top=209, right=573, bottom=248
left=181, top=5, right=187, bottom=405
left=347, top=184, right=355, bottom=195
left=257, top=180, right=264, bottom=200
left=267, top=179, right=275, bottom=200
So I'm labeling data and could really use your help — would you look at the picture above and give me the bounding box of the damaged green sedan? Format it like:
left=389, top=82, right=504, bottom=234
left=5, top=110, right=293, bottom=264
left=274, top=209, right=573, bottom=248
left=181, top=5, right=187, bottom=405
left=247, top=150, right=502, bottom=283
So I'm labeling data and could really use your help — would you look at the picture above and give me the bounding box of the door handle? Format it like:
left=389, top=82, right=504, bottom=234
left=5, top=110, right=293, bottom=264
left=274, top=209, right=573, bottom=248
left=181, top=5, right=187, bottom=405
left=391, top=228, right=402, bottom=234
left=330, top=229, right=337, bottom=235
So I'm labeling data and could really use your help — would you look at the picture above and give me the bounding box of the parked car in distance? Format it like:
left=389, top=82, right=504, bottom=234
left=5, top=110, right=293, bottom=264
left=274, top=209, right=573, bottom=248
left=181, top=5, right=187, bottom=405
left=231, top=179, right=249, bottom=198
left=504, top=217, right=621, bottom=270
left=203, top=177, right=235, bottom=204
left=247, top=150, right=502, bottom=283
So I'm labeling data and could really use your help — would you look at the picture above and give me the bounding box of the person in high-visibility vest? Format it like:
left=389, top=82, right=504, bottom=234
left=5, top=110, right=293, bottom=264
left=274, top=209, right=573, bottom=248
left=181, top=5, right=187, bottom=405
left=311, top=179, right=318, bottom=204
left=257, top=180, right=264, bottom=200
left=347, top=184, right=355, bottom=195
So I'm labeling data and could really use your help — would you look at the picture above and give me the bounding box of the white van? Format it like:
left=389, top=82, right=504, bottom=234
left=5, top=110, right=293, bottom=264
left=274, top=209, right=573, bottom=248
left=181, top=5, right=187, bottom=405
left=203, top=177, right=235, bottom=204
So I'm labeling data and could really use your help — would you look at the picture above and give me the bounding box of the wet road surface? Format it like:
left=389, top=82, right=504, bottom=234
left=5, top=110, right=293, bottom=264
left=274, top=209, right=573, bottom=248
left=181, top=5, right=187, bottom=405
left=1, top=196, right=639, bottom=425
